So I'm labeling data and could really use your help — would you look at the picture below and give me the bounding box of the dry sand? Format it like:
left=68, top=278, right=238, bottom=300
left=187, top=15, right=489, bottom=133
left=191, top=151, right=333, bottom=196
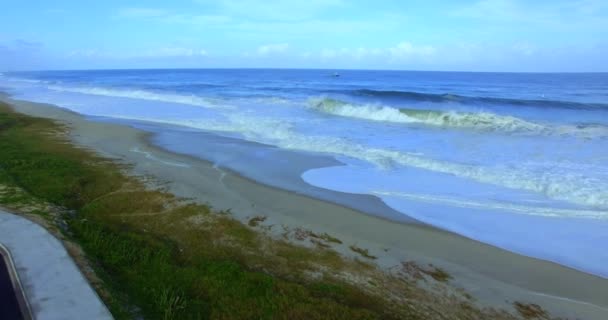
left=3, top=96, right=608, bottom=319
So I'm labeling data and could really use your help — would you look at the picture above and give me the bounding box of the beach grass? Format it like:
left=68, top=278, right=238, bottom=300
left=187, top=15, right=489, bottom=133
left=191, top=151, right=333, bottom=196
left=0, top=100, right=533, bottom=320
left=513, top=302, right=549, bottom=319
left=349, top=245, right=378, bottom=260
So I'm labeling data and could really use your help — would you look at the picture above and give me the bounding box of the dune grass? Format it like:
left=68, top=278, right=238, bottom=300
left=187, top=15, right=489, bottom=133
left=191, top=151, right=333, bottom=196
left=513, top=302, right=549, bottom=320
left=349, top=245, right=378, bottom=260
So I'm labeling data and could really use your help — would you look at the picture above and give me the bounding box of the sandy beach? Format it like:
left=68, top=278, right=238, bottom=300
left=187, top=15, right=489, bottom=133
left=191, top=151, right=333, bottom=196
left=2, top=95, right=608, bottom=319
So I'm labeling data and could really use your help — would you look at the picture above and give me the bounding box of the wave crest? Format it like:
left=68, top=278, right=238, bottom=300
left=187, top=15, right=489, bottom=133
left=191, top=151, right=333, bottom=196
left=308, top=97, right=544, bottom=132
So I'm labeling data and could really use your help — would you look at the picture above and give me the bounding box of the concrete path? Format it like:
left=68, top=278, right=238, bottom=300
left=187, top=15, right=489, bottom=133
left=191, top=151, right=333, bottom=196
left=0, top=210, right=112, bottom=320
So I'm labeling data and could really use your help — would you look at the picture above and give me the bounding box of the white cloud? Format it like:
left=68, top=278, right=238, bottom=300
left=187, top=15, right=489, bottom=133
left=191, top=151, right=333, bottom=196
left=257, top=43, right=289, bottom=55
left=113, top=5, right=397, bottom=40
left=67, top=47, right=208, bottom=59
left=115, top=7, right=233, bottom=27
left=388, top=42, right=436, bottom=59
left=318, top=42, right=436, bottom=62
left=309, top=41, right=606, bottom=71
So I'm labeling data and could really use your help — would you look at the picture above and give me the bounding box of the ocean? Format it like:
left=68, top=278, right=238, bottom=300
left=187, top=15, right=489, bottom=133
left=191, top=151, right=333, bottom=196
left=1, top=69, right=607, bottom=277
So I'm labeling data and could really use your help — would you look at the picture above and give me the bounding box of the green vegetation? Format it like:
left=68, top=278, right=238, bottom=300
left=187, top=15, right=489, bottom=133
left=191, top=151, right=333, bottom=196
left=318, top=233, right=343, bottom=244
left=349, top=245, right=377, bottom=260
left=247, top=215, right=267, bottom=227
left=424, top=265, right=451, bottom=283
left=513, top=302, right=549, bottom=320
left=400, top=261, right=451, bottom=283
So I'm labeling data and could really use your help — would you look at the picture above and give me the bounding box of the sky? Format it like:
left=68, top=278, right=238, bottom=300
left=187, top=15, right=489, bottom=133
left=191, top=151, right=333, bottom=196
left=1, top=0, right=607, bottom=72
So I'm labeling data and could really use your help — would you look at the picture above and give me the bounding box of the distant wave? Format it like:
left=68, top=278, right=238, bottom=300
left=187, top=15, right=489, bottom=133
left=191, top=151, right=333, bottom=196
left=3, top=77, right=44, bottom=84
left=47, top=85, right=232, bottom=109
left=350, top=89, right=608, bottom=110
left=309, top=97, right=545, bottom=132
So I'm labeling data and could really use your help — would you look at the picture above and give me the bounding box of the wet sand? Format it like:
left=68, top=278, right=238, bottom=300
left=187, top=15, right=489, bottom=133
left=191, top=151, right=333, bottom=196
left=3, top=95, right=608, bottom=319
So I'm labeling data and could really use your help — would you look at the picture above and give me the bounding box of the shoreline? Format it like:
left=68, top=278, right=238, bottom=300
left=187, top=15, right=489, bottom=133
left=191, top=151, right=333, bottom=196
left=104, top=115, right=420, bottom=225
left=2, top=95, right=608, bottom=319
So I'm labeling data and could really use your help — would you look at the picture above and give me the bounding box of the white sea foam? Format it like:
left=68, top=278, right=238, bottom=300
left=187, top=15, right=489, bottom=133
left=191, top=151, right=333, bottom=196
left=47, top=85, right=233, bottom=109
left=4, top=77, right=44, bottom=84
left=111, top=113, right=608, bottom=211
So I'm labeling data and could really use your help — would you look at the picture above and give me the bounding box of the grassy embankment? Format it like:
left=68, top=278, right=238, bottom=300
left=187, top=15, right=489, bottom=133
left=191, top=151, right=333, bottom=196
left=0, top=101, right=543, bottom=320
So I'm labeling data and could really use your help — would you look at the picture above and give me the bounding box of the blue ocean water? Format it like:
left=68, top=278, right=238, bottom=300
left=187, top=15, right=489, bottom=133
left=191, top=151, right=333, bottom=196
left=2, top=69, right=608, bottom=276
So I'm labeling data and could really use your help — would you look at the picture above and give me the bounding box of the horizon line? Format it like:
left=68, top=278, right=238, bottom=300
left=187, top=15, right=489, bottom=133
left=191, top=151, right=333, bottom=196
left=4, top=67, right=608, bottom=75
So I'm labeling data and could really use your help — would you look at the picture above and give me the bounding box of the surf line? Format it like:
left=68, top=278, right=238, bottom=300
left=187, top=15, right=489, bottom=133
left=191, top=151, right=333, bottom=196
left=130, top=147, right=190, bottom=168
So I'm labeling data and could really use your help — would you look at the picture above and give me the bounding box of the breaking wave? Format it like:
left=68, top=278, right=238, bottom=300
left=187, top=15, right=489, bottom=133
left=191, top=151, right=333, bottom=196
left=309, top=97, right=608, bottom=138
left=309, top=97, right=545, bottom=132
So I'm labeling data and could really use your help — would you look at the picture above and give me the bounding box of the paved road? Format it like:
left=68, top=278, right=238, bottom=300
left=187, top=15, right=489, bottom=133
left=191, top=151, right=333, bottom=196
left=0, top=210, right=112, bottom=320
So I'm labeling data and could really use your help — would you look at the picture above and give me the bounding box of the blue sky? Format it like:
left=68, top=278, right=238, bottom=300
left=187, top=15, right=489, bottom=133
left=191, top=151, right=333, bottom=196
left=1, top=0, right=607, bottom=72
